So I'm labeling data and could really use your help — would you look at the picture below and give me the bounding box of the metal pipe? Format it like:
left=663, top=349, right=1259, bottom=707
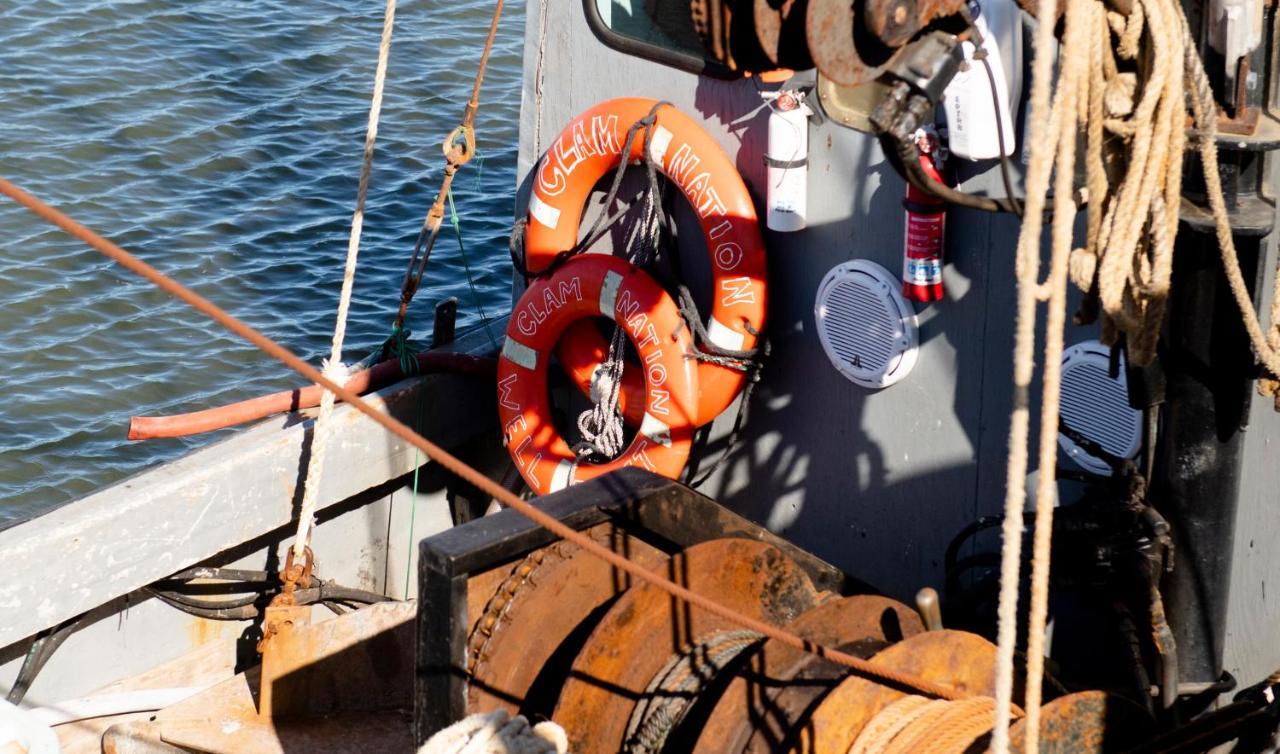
left=1153, top=230, right=1262, bottom=685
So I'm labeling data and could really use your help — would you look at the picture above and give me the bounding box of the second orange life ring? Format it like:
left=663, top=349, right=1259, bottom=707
left=497, top=254, right=699, bottom=494
left=524, top=97, right=767, bottom=427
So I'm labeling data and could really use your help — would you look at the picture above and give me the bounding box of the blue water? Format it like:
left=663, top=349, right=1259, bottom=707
left=0, top=0, right=523, bottom=522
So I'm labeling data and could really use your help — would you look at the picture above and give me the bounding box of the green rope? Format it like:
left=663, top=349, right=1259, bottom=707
left=472, top=151, right=486, bottom=191
left=447, top=189, right=499, bottom=351
left=384, top=322, right=420, bottom=376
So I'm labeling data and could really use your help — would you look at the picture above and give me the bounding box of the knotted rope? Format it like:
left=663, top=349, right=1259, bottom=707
left=417, top=709, right=569, bottom=754
left=290, top=0, right=396, bottom=564
left=572, top=107, right=665, bottom=460
left=991, top=0, right=1280, bottom=748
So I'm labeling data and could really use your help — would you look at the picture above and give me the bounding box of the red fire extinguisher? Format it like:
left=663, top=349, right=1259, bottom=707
left=902, top=129, right=947, bottom=303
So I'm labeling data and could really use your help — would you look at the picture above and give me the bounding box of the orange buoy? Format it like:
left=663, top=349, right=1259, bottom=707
left=525, top=97, right=767, bottom=427
left=497, top=254, right=698, bottom=494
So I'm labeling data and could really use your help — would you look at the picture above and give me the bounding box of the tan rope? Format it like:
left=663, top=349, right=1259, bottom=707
left=0, top=176, right=970, bottom=704
left=995, top=0, right=1280, bottom=748
left=850, top=695, right=1005, bottom=754
left=291, top=0, right=398, bottom=562
left=1184, top=34, right=1280, bottom=382
left=847, top=696, right=938, bottom=754
left=989, top=0, right=1063, bottom=737
left=1022, top=0, right=1093, bottom=745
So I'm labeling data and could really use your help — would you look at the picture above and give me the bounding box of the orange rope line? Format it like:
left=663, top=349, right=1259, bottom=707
left=0, top=175, right=966, bottom=702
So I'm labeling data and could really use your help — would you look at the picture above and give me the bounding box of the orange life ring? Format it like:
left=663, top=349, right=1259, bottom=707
left=497, top=254, right=699, bottom=494
left=524, top=97, right=767, bottom=428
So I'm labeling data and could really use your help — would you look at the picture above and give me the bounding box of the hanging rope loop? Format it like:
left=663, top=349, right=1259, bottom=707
left=569, top=104, right=669, bottom=459
left=991, top=0, right=1280, bottom=748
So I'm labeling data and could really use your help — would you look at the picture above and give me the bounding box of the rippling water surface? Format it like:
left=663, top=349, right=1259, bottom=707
left=0, top=0, right=523, bottom=523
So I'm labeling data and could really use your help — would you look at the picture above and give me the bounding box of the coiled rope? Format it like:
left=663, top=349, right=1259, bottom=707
left=290, top=0, right=397, bottom=564
left=622, top=630, right=764, bottom=754
left=850, top=695, right=1010, bottom=754
left=573, top=106, right=665, bottom=460
left=992, top=0, right=1280, bottom=749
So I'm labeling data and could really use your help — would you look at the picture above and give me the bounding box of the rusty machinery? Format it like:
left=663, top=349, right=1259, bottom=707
left=413, top=470, right=1280, bottom=751
left=678, top=0, right=1280, bottom=731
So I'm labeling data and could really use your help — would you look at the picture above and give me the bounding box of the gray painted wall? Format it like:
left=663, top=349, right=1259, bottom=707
left=518, top=0, right=1280, bottom=685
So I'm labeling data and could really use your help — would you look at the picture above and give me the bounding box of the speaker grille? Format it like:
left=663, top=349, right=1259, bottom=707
left=1058, top=341, right=1142, bottom=475
left=814, top=260, right=918, bottom=389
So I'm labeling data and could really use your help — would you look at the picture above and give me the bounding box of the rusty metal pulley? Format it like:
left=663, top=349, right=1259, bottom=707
left=692, top=0, right=971, bottom=85
left=691, top=595, right=925, bottom=754
left=553, top=538, right=820, bottom=754
left=781, top=630, right=1006, bottom=753
left=465, top=523, right=669, bottom=718
left=753, top=0, right=814, bottom=69
left=805, top=0, right=968, bottom=86
left=454, top=524, right=1151, bottom=753
left=1006, top=691, right=1154, bottom=753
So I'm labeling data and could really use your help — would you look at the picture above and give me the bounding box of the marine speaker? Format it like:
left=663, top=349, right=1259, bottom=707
left=1058, top=340, right=1142, bottom=475
left=814, top=260, right=919, bottom=389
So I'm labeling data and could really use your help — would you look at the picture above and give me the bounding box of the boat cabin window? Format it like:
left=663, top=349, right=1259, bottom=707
left=582, top=0, right=740, bottom=78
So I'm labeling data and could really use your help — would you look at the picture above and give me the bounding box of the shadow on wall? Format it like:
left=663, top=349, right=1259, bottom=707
left=510, top=76, right=1040, bottom=599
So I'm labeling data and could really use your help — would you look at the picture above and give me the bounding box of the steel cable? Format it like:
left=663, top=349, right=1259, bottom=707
left=0, top=174, right=968, bottom=703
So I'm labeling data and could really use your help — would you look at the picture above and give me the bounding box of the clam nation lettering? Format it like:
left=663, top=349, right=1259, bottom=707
left=503, top=414, right=546, bottom=492
left=625, top=439, right=658, bottom=473
left=720, top=276, right=756, bottom=307
left=516, top=277, right=584, bottom=337
left=666, top=144, right=744, bottom=274
left=537, top=114, right=621, bottom=197
left=614, top=287, right=673, bottom=416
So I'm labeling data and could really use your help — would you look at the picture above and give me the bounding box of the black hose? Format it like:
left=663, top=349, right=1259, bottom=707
left=5, top=615, right=85, bottom=705
left=325, top=583, right=392, bottom=604
left=146, top=588, right=262, bottom=611
left=148, top=590, right=261, bottom=621
left=977, top=53, right=1024, bottom=217
left=895, top=136, right=1023, bottom=214
left=0, top=569, right=404, bottom=706
left=161, top=567, right=273, bottom=584
left=146, top=576, right=393, bottom=622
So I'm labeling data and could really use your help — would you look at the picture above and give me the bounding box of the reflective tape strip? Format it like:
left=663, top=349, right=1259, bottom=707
left=549, top=460, right=575, bottom=492
left=640, top=412, right=672, bottom=448
left=529, top=194, right=561, bottom=230
left=600, top=270, right=623, bottom=318
left=589, top=363, right=606, bottom=402
left=649, top=125, right=674, bottom=165
left=500, top=338, right=539, bottom=371
left=707, top=316, right=747, bottom=352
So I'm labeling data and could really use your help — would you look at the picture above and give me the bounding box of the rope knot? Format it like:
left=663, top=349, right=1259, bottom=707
left=321, top=357, right=351, bottom=388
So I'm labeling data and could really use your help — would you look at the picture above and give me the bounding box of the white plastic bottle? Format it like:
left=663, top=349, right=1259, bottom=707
left=942, top=0, right=1021, bottom=161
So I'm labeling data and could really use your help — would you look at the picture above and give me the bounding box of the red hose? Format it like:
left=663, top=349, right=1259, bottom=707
left=128, top=351, right=496, bottom=440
